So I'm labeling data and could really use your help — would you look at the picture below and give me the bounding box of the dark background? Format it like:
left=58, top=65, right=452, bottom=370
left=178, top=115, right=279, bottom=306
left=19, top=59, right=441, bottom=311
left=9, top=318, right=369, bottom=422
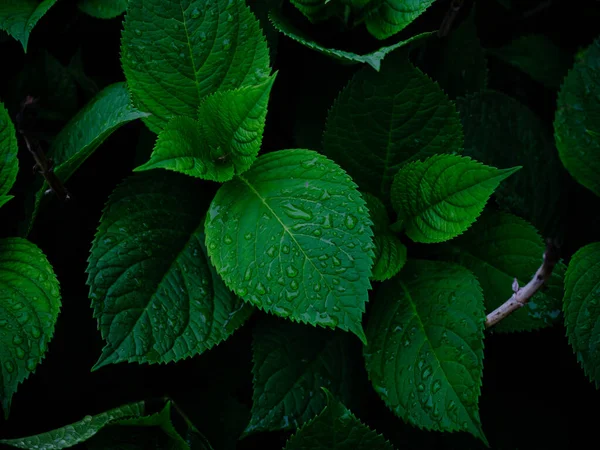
left=1, top=0, right=600, bottom=448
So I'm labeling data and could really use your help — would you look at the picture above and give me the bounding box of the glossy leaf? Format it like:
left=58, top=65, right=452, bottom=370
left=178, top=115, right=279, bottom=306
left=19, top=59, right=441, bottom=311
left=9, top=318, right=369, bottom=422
left=360, top=0, right=436, bottom=40
left=0, top=238, right=61, bottom=418
left=205, top=149, right=375, bottom=343
left=0, top=0, right=58, bottom=52
left=87, top=170, right=252, bottom=369
left=121, top=0, right=271, bottom=133
left=364, top=260, right=487, bottom=444
left=78, top=0, right=128, bottom=19
left=391, top=154, right=520, bottom=244
left=0, top=101, right=18, bottom=209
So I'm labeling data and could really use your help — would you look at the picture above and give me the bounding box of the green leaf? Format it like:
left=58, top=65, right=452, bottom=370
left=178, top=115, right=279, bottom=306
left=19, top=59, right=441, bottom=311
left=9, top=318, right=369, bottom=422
left=0, top=238, right=61, bottom=419
left=204, top=149, right=375, bottom=343
left=436, top=210, right=565, bottom=332
left=458, top=90, right=567, bottom=235
left=87, top=170, right=252, bottom=369
left=135, top=76, right=276, bottom=182
left=322, top=52, right=463, bottom=202
left=244, top=317, right=355, bottom=435
left=289, top=0, right=343, bottom=23
left=283, top=388, right=394, bottom=450
left=0, top=401, right=146, bottom=449
left=78, top=0, right=128, bottom=19
left=364, top=260, right=487, bottom=444
left=554, top=38, right=600, bottom=197
left=0, top=101, right=18, bottom=209
left=121, top=0, right=271, bottom=133
left=391, top=154, right=520, bottom=244
left=360, top=0, right=436, bottom=40
left=0, top=0, right=58, bottom=52
left=249, top=0, right=283, bottom=61
left=563, top=242, right=600, bottom=387
left=270, top=9, right=433, bottom=71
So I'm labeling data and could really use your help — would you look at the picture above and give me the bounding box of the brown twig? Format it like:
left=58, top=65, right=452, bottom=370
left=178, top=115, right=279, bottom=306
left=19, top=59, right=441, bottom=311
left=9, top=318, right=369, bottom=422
left=485, top=238, right=560, bottom=328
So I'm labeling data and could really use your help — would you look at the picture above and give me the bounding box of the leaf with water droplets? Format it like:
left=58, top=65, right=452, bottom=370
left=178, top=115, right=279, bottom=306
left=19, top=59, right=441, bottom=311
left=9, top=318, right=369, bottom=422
left=364, top=260, right=487, bottom=444
left=563, top=242, right=600, bottom=387
left=205, top=149, right=374, bottom=343
left=0, top=238, right=61, bottom=419
left=283, top=388, right=394, bottom=450
left=0, top=0, right=58, bottom=52
left=0, top=101, right=18, bottom=209
left=87, top=170, right=252, bottom=369
left=122, top=0, right=271, bottom=133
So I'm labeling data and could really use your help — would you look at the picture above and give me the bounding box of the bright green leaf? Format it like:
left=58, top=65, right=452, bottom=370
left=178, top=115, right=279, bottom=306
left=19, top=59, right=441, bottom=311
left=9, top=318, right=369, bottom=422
left=364, top=260, right=487, bottom=444
left=323, top=52, right=463, bottom=202
left=78, top=0, right=128, bottom=19
left=0, top=238, right=61, bottom=419
left=391, top=154, right=520, bottom=244
left=0, top=101, right=18, bottom=209
left=135, top=76, right=276, bottom=182
left=360, top=0, right=436, bottom=40
left=0, top=0, right=58, bottom=52
left=244, top=317, right=355, bottom=435
left=87, top=170, right=252, bottom=369
left=554, top=38, right=600, bottom=197
left=564, top=242, right=600, bottom=387
left=204, top=149, right=375, bottom=343
left=121, top=0, right=271, bottom=133
left=283, top=388, right=394, bottom=450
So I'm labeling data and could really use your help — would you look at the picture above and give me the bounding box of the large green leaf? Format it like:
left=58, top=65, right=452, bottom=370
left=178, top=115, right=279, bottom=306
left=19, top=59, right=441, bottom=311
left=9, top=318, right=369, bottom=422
left=563, top=242, right=600, bottom=387
left=244, top=317, right=355, bottom=435
left=87, top=170, right=252, bottom=369
left=0, top=401, right=146, bottom=449
left=0, top=238, right=61, bottom=418
left=322, top=52, right=463, bottom=202
left=391, top=154, right=520, bottom=244
left=204, top=149, right=375, bottom=343
left=283, top=388, right=394, bottom=450
left=78, top=0, right=128, bottom=19
left=0, top=101, right=18, bottom=209
left=359, top=0, right=436, bottom=40
left=121, top=0, right=271, bottom=133
left=135, top=76, right=276, bottom=182
left=554, top=38, right=600, bottom=197
left=364, top=260, right=487, bottom=444
left=0, top=0, right=57, bottom=52
left=436, top=210, right=565, bottom=332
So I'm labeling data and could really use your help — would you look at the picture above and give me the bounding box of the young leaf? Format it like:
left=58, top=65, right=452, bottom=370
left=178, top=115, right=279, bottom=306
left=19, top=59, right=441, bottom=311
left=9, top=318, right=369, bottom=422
left=391, top=154, right=520, bottom=244
left=0, top=238, right=61, bottom=418
left=0, top=401, right=146, bottom=449
left=135, top=76, right=276, bottom=182
left=270, top=9, right=433, bottom=71
left=322, top=52, right=463, bottom=202
left=364, top=260, right=487, bottom=444
left=563, top=242, right=600, bottom=387
left=360, top=0, right=436, bottom=40
left=436, top=210, right=565, bottom=332
left=283, top=388, right=394, bottom=450
left=244, top=317, right=355, bottom=435
left=554, top=38, right=600, bottom=197
left=0, top=101, right=18, bottom=209
left=204, top=149, right=375, bottom=343
left=0, top=0, right=58, bottom=52
left=87, top=171, right=252, bottom=369
left=121, top=0, right=271, bottom=133
left=78, top=0, right=128, bottom=19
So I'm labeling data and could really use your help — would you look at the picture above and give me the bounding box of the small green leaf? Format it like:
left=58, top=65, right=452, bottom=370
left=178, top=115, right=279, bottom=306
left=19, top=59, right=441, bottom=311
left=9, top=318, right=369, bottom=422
left=564, top=242, right=600, bottom=387
left=78, top=0, right=128, bottom=19
left=204, top=149, right=375, bottom=343
left=391, top=154, right=520, bottom=244
left=0, top=101, right=18, bottom=209
left=135, top=76, right=276, bottom=182
left=0, top=401, right=146, bottom=449
left=283, top=388, right=394, bottom=450
left=323, top=52, right=463, bottom=202
left=554, top=38, right=600, bottom=197
left=0, top=238, right=61, bottom=419
left=244, top=317, right=355, bottom=435
left=360, top=0, right=436, bottom=40
left=87, top=171, right=252, bottom=369
left=364, top=260, right=487, bottom=444
left=122, top=0, right=271, bottom=133
left=0, top=0, right=58, bottom=52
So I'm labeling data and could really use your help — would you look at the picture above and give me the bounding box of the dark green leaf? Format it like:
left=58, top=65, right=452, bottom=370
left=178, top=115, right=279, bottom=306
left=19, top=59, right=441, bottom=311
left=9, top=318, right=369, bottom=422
left=0, top=101, right=18, bottom=209
left=0, top=0, right=58, bottom=52
left=249, top=0, right=283, bottom=61
left=78, top=0, right=128, bottom=19
left=289, top=0, right=343, bottom=23
left=359, top=0, right=436, bottom=40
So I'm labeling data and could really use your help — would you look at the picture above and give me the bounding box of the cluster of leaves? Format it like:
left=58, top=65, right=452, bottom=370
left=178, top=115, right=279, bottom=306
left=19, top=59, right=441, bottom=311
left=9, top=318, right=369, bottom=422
left=0, top=0, right=599, bottom=448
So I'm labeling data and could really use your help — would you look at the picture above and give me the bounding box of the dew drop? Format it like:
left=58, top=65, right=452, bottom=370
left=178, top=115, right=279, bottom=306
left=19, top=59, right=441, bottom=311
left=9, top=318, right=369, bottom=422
left=285, top=290, right=299, bottom=301
left=344, top=215, right=358, bottom=230
left=320, top=190, right=331, bottom=201
left=190, top=8, right=200, bottom=18
left=134, top=29, right=141, bottom=36
left=417, top=383, right=425, bottom=392
left=267, top=245, right=277, bottom=257
left=312, top=229, right=322, bottom=237
left=432, top=380, right=441, bottom=394
left=209, top=242, right=217, bottom=250
left=322, top=214, right=332, bottom=228
left=13, top=335, right=23, bottom=345
left=290, top=280, right=299, bottom=290
left=237, top=287, right=248, bottom=296
left=313, top=283, right=321, bottom=292
left=82, top=415, right=92, bottom=424
left=4, top=361, right=14, bottom=373
left=286, top=266, right=299, bottom=278
left=15, top=347, right=25, bottom=360
left=244, top=232, right=253, bottom=240
left=256, top=283, right=266, bottom=295
left=31, top=326, right=41, bottom=339
left=282, top=245, right=290, bottom=254
left=223, top=235, right=233, bottom=245
left=332, top=256, right=341, bottom=267
left=273, top=305, right=292, bottom=317
left=281, top=202, right=312, bottom=221
left=244, top=266, right=253, bottom=281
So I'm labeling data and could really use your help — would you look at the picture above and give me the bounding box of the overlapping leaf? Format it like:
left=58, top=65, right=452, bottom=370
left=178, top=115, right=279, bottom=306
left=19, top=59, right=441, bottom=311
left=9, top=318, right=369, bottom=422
left=0, top=101, right=18, bottom=209
left=0, top=0, right=58, bottom=52
left=121, top=0, right=271, bottom=133
left=0, top=238, right=61, bottom=418
left=359, top=0, right=436, bottom=40
left=87, top=170, right=252, bottom=369
left=204, top=149, right=375, bottom=343
left=289, top=0, right=343, bottom=22
left=78, top=0, right=128, bottom=19
left=364, top=260, right=487, bottom=444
